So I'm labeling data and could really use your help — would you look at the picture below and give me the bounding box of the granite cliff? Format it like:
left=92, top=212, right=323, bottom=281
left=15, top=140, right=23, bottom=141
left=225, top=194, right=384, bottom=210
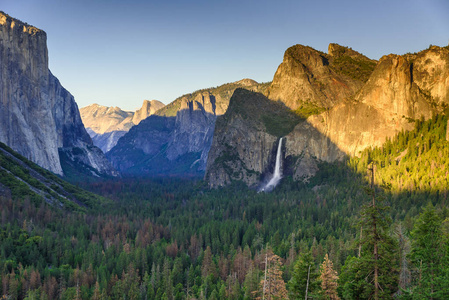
left=267, top=43, right=376, bottom=110
left=205, top=88, right=346, bottom=188
left=80, top=100, right=165, bottom=152
left=0, top=12, right=116, bottom=177
left=307, top=46, right=449, bottom=157
left=206, top=44, right=449, bottom=188
left=205, top=89, right=295, bottom=187
left=107, top=79, right=268, bottom=176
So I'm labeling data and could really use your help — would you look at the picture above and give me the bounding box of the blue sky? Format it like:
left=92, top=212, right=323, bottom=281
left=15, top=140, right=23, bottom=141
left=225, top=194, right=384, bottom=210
left=3, top=0, right=449, bottom=110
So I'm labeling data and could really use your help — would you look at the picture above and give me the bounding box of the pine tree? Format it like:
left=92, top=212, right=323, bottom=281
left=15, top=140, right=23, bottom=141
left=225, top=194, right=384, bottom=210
left=320, top=254, right=339, bottom=300
left=340, top=165, right=399, bottom=299
left=395, top=224, right=411, bottom=294
left=288, top=251, right=319, bottom=299
left=409, top=203, right=449, bottom=299
left=201, top=246, right=216, bottom=279
left=162, top=258, right=174, bottom=300
left=243, top=262, right=260, bottom=299
left=257, top=249, right=288, bottom=300
left=92, top=281, right=101, bottom=300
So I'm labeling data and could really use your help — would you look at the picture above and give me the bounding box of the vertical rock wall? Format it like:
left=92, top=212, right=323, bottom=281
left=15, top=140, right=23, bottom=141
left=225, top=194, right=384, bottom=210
left=0, top=12, right=115, bottom=176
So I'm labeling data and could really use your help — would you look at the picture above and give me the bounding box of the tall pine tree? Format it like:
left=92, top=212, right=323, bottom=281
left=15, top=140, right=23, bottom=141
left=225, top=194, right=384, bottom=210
left=409, top=203, right=449, bottom=299
left=288, top=251, right=319, bottom=299
left=340, top=165, right=398, bottom=299
left=320, top=254, right=339, bottom=300
left=257, top=249, right=288, bottom=300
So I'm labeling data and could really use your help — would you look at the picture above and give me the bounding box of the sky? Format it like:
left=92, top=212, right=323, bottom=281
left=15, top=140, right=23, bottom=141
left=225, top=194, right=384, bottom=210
left=2, top=0, right=449, bottom=111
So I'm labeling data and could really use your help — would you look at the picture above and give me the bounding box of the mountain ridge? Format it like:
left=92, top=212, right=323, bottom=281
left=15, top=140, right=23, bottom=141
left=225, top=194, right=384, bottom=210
left=80, top=100, right=165, bottom=153
left=107, top=79, right=269, bottom=176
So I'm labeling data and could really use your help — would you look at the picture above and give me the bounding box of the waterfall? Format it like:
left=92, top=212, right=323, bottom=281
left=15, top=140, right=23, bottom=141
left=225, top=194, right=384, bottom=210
left=259, top=137, right=284, bottom=192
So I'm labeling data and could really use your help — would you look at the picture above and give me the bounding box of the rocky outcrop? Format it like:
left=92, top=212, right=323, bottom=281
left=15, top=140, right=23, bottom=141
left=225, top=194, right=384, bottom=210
left=106, top=116, right=176, bottom=175
left=107, top=80, right=266, bottom=176
left=0, top=12, right=116, bottom=177
left=267, top=44, right=376, bottom=110
left=132, top=100, right=165, bottom=125
left=80, top=100, right=165, bottom=153
left=308, top=47, right=449, bottom=157
left=165, top=92, right=217, bottom=169
left=205, top=89, right=300, bottom=187
left=206, top=44, right=374, bottom=187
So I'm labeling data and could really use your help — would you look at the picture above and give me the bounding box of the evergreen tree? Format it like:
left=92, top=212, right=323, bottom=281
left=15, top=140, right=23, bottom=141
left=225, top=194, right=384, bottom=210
left=92, top=281, right=101, bottom=300
left=409, top=203, right=449, bottom=299
left=288, top=251, right=319, bottom=300
left=162, top=258, right=174, bottom=300
left=395, top=224, right=411, bottom=295
left=201, top=246, right=216, bottom=279
left=258, top=249, right=288, bottom=300
left=320, top=254, right=339, bottom=300
left=339, top=256, right=364, bottom=299
left=243, top=262, right=260, bottom=300
left=340, top=167, right=399, bottom=299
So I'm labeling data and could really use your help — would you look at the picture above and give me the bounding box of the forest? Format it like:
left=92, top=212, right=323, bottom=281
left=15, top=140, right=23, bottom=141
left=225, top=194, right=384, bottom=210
left=0, top=115, right=448, bottom=299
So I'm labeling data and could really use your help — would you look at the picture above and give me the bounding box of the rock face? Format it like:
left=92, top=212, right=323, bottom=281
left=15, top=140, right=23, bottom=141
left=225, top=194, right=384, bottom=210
left=80, top=100, right=165, bottom=153
left=0, top=12, right=116, bottom=177
left=267, top=44, right=376, bottom=110
left=107, top=80, right=267, bottom=176
left=132, top=100, right=165, bottom=125
left=205, top=89, right=281, bottom=187
left=308, top=47, right=449, bottom=157
left=205, top=44, right=449, bottom=188
left=205, top=88, right=346, bottom=188
left=80, top=105, right=134, bottom=135
left=165, top=92, right=218, bottom=166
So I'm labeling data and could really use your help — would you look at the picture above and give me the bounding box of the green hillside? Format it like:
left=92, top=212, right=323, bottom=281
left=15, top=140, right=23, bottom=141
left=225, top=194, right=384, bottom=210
left=355, top=115, right=448, bottom=192
left=0, top=142, right=109, bottom=211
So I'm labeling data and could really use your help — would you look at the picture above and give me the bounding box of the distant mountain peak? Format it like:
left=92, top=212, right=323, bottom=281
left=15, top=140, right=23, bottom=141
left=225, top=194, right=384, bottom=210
left=234, top=78, right=259, bottom=86
left=133, top=100, right=165, bottom=125
left=80, top=99, right=165, bottom=153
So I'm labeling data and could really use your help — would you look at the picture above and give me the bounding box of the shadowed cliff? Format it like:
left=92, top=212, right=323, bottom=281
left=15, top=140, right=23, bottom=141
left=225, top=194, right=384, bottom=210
left=107, top=79, right=270, bottom=176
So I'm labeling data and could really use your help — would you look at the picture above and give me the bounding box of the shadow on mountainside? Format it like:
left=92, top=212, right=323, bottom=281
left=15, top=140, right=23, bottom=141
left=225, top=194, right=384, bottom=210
left=105, top=112, right=216, bottom=178
left=205, top=88, right=348, bottom=189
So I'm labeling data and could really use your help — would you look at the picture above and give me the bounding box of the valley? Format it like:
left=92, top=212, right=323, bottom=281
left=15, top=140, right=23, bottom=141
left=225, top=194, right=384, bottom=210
left=0, top=9, right=449, bottom=300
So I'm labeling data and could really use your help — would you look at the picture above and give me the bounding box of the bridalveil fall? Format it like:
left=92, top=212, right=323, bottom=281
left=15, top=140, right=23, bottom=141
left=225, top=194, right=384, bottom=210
left=259, top=137, right=284, bottom=192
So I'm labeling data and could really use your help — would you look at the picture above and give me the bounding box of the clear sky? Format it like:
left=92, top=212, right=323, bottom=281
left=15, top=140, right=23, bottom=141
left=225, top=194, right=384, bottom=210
left=3, top=0, right=448, bottom=111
